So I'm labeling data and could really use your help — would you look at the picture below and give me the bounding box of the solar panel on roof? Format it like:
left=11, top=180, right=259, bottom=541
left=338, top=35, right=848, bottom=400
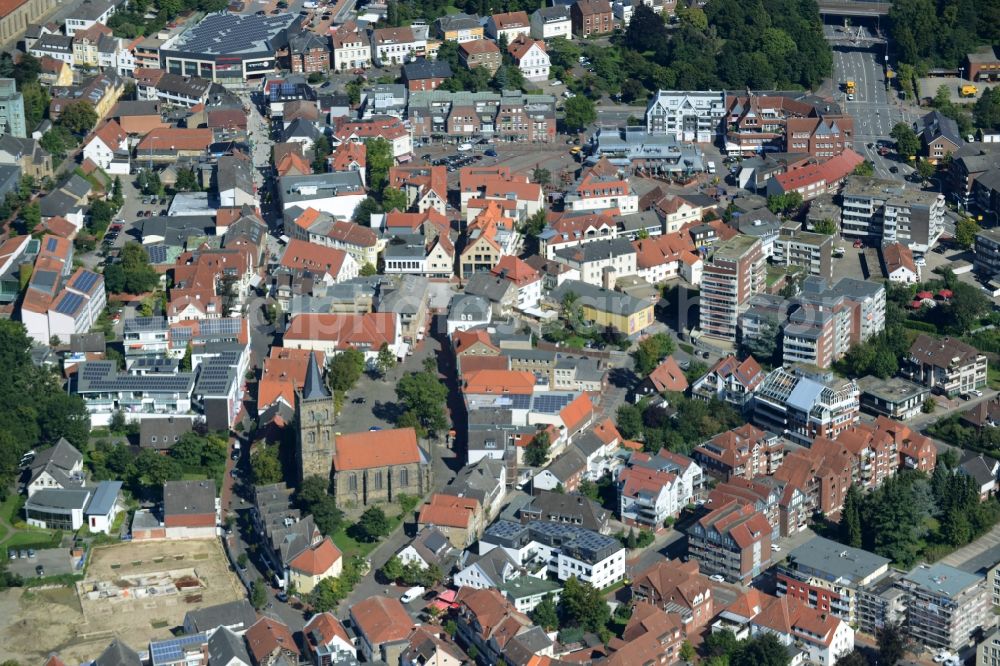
left=54, top=292, right=84, bottom=315
left=45, top=237, right=57, bottom=251
left=71, top=270, right=99, bottom=293
left=150, top=633, right=206, bottom=664
left=147, top=245, right=167, bottom=264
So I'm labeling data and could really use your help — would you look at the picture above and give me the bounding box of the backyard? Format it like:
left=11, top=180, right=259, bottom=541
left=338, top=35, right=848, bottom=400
left=0, top=494, right=63, bottom=557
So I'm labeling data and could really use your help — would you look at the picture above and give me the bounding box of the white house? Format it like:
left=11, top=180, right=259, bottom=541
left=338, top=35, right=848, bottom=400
left=81, top=119, right=127, bottom=171
left=371, top=26, right=426, bottom=66
left=530, top=6, right=572, bottom=40
left=486, top=11, right=531, bottom=42
left=508, top=36, right=549, bottom=82
left=883, top=242, right=920, bottom=284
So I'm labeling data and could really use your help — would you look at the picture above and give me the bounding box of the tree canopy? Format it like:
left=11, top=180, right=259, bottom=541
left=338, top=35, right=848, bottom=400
left=396, top=367, right=449, bottom=437
left=103, top=242, right=159, bottom=294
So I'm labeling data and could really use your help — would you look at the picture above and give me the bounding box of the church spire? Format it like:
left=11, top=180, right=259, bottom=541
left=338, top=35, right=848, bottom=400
left=301, top=351, right=329, bottom=400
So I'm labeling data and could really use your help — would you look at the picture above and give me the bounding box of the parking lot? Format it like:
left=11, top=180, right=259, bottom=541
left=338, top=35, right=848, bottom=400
left=6, top=547, right=75, bottom=579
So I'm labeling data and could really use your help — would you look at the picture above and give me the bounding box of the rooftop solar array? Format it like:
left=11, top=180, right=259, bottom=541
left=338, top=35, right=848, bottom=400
left=530, top=393, right=575, bottom=414
left=147, top=244, right=168, bottom=264
left=45, top=237, right=57, bottom=252
left=491, top=394, right=531, bottom=410
left=198, top=318, right=241, bottom=336
left=69, top=270, right=100, bottom=294
left=171, top=12, right=297, bottom=56
left=54, top=292, right=84, bottom=316
left=124, top=316, right=168, bottom=333
left=194, top=352, right=241, bottom=395
left=150, top=633, right=207, bottom=666
left=76, top=361, right=196, bottom=394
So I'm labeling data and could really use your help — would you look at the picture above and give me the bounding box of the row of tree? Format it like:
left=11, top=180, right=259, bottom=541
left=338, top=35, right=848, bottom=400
left=889, top=0, right=1000, bottom=70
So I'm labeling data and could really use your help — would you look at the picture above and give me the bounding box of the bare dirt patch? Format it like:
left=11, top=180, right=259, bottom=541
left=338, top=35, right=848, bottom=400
left=0, top=539, right=243, bottom=663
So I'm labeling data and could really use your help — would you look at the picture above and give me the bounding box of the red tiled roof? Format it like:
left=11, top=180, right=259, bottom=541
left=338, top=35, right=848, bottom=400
left=245, top=617, right=299, bottom=662
left=137, top=128, right=213, bottom=152
left=285, top=312, right=396, bottom=350
left=289, top=537, right=342, bottom=576
left=464, top=369, right=536, bottom=395
left=351, top=596, right=416, bottom=645
left=280, top=239, right=349, bottom=277
left=334, top=427, right=422, bottom=471
left=647, top=356, right=688, bottom=393
left=560, top=393, right=594, bottom=432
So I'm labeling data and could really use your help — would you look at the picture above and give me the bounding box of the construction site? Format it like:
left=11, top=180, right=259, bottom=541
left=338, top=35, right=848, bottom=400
left=0, top=538, right=244, bottom=664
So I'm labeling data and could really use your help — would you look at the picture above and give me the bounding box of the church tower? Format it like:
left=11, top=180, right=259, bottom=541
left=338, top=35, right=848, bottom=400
left=295, top=352, right=336, bottom=485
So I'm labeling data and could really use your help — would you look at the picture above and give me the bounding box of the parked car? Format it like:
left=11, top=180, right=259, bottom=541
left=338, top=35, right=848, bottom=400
left=35, top=565, right=44, bottom=576
left=401, top=586, right=426, bottom=603
left=8, top=549, right=16, bottom=560
left=485, top=149, right=497, bottom=157
left=27, top=549, right=35, bottom=558
left=457, top=143, right=473, bottom=152
left=972, top=389, right=984, bottom=397
left=709, top=574, right=725, bottom=583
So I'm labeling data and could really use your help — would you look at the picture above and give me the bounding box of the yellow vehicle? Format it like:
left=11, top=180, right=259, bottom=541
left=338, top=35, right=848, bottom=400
left=961, top=85, right=978, bottom=97
left=845, top=80, right=855, bottom=92
left=570, top=146, right=582, bottom=155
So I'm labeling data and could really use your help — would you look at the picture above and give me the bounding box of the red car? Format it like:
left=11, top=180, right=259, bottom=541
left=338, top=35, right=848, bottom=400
left=853, top=240, right=863, bottom=249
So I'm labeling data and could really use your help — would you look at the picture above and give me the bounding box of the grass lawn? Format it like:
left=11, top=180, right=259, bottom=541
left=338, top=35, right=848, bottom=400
left=766, top=266, right=786, bottom=287
left=989, top=365, right=1000, bottom=390
left=5, top=529, right=61, bottom=550
left=679, top=343, right=694, bottom=355
left=330, top=515, right=403, bottom=561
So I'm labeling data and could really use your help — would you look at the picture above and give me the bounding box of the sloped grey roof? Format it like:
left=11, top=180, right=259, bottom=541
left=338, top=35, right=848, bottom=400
left=95, top=639, right=142, bottom=666
left=207, top=625, right=252, bottom=664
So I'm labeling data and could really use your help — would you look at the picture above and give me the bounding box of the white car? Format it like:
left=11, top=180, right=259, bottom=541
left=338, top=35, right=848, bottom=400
left=550, top=80, right=563, bottom=86
left=401, top=586, right=426, bottom=603
left=709, top=574, right=725, bottom=583
left=933, top=652, right=950, bottom=664
left=771, top=544, right=782, bottom=552
left=457, top=143, right=472, bottom=152
left=915, top=257, right=927, bottom=267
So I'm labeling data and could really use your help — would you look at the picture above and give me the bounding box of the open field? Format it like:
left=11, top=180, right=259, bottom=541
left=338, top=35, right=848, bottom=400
left=0, top=538, right=243, bottom=664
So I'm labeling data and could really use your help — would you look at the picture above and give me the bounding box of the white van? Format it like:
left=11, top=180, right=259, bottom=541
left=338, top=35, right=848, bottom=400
left=401, top=586, right=426, bottom=603
left=707, top=161, right=717, bottom=174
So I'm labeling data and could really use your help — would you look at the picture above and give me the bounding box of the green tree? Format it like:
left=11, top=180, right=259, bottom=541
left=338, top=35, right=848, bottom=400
left=174, top=167, right=199, bottom=192
left=111, top=176, right=124, bottom=208
left=250, top=579, right=267, bottom=610
left=136, top=169, right=162, bottom=196
left=532, top=167, right=551, bottom=187
left=365, top=138, right=393, bottom=194
left=615, top=402, right=643, bottom=440
left=835, top=650, right=870, bottom=666
left=921, top=396, right=936, bottom=414
left=296, top=475, right=344, bottom=536
left=731, top=633, right=790, bottom=666
left=396, top=368, right=449, bottom=436
left=839, top=484, right=863, bottom=548
left=180, top=342, right=192, bottom=371
left=915, top=158, right=936, bottom=182
left=109, top=410, right=127, bottom=434
left=381, top=555, right=404, bottom=582
left=237, top=552, right=248, bottom=569
left=633, top=333, right=676, bottom=376
left=58, top=100, right=98, bottom=135
left=679, top=641, right=697, bottom=664
left=39, top=125, right=74, bottom=160
left=21, top=201, right=40, bottom=234
left=356, top=506, right=391, bottom=541
left=852, top=160, right=875, bottom=177
left=955, top=216, right=980, bottom=249
left=890, top=122, right=920, bottom=159
left=812, top=218, right=838, bottom=235
left=525, top=429, right=551, bottom=467
left=327, top=348, right=365, bottom=393
left=251, top=444, right=283, bottom=485
left=530, top=594, right=560, bottom=631
left=360, top=262, right=378, bottom=276
left=558, top=576, right=610, bottom=633
left=563, top=95, right=596, bottom=132
left=876, top=622, right=909, bottom=666
left=353, top=198, right=382, bottom=226
left=375, top=343, right=397, bottom=377
left=312, top=135, right=331, bottom=174
left=381, top=186, right=408, bottom=212
left=20, top=82, right=49, bottom=131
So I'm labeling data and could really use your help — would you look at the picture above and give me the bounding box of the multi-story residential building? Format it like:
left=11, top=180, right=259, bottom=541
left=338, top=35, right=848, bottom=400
left=331, top=21, right=372, bottom=71
left=0, top=79, right=26, bottom=138
left=978, top=626, right=1000, bottom=666
left=646, top=90, right=726, bottom=143
left=686, top=500, right=771, bottom=584
left=371, top=26, right=426, bottom=66
left=530, top=6, right=572, bottom=40
left=905, top=334, right=988, bottom=397
left=134, top=69, right=212, bottom=108
left=617, top=464, right=687, bottom=529
left=785, top=116, right=853, bottom=157
left=491, top=255, right=542, bottom=311
left=458, top=39, right=502, bottom=76
left=479, top=520, right=626, bottom=589
left=896, top=563, right=991, bottom=652
left=975, top=227, right=1000, bottom=277
left=485, top=11, right=531, bottom=41
left=566, top=157, right=639, bottom=214
left=552, top=237, right=637, bottom=287
left=753, top=366, right=859, bottom=445
left=690, top=354, right=765, bottom=409
left=407, top=89, right=556, bottom=143
left=331, top=115, right=413, bottom=160
left=287, top=209, right=380, bottom=268
left=765, top=149, right=865, bottom=202
left=454, top=588, right=552, bottom=666
left=282, top=30, right=331, bottom=74
left=571, top=0, right=613, bottom=37
left=700, top=235, right=765, bottom=342
left=64, top=0, right=116, bottom=36
left=434, top=13, right=484, bottom=42
left=278, top=172, right=367, bottom=221
left=777, top=538, right=892, bottom=628
left=723, top=93, right=853, bottom=156
left=772, top=227, right=833, bottom=281
left=919, top=110, right=963, bottom=162
left=693, top=424, right=783, bottom=481
left=72, top=360, right=196, bottom=427
left=631, top=559, right=714, bottom=632
left=841, top=176, right=946, bottom=253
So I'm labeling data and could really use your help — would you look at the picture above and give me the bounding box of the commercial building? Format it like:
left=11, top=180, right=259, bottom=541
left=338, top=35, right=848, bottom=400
left=645, top=90, right=726, bottom=143
left=896, top=563, right=990, bottom=652
left=905, top=334, right=988, bottom=397
left=776, top=536, right=890, bottom=625
left=159, top=13, right=303, bottom=85
left=841, top=176, right=945, bottom=253
left=700, top=235, right=765, bottom=342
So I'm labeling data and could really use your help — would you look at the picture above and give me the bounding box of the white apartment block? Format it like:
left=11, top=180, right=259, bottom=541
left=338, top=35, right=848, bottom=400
left=645, top=90, right=726, bottom=143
